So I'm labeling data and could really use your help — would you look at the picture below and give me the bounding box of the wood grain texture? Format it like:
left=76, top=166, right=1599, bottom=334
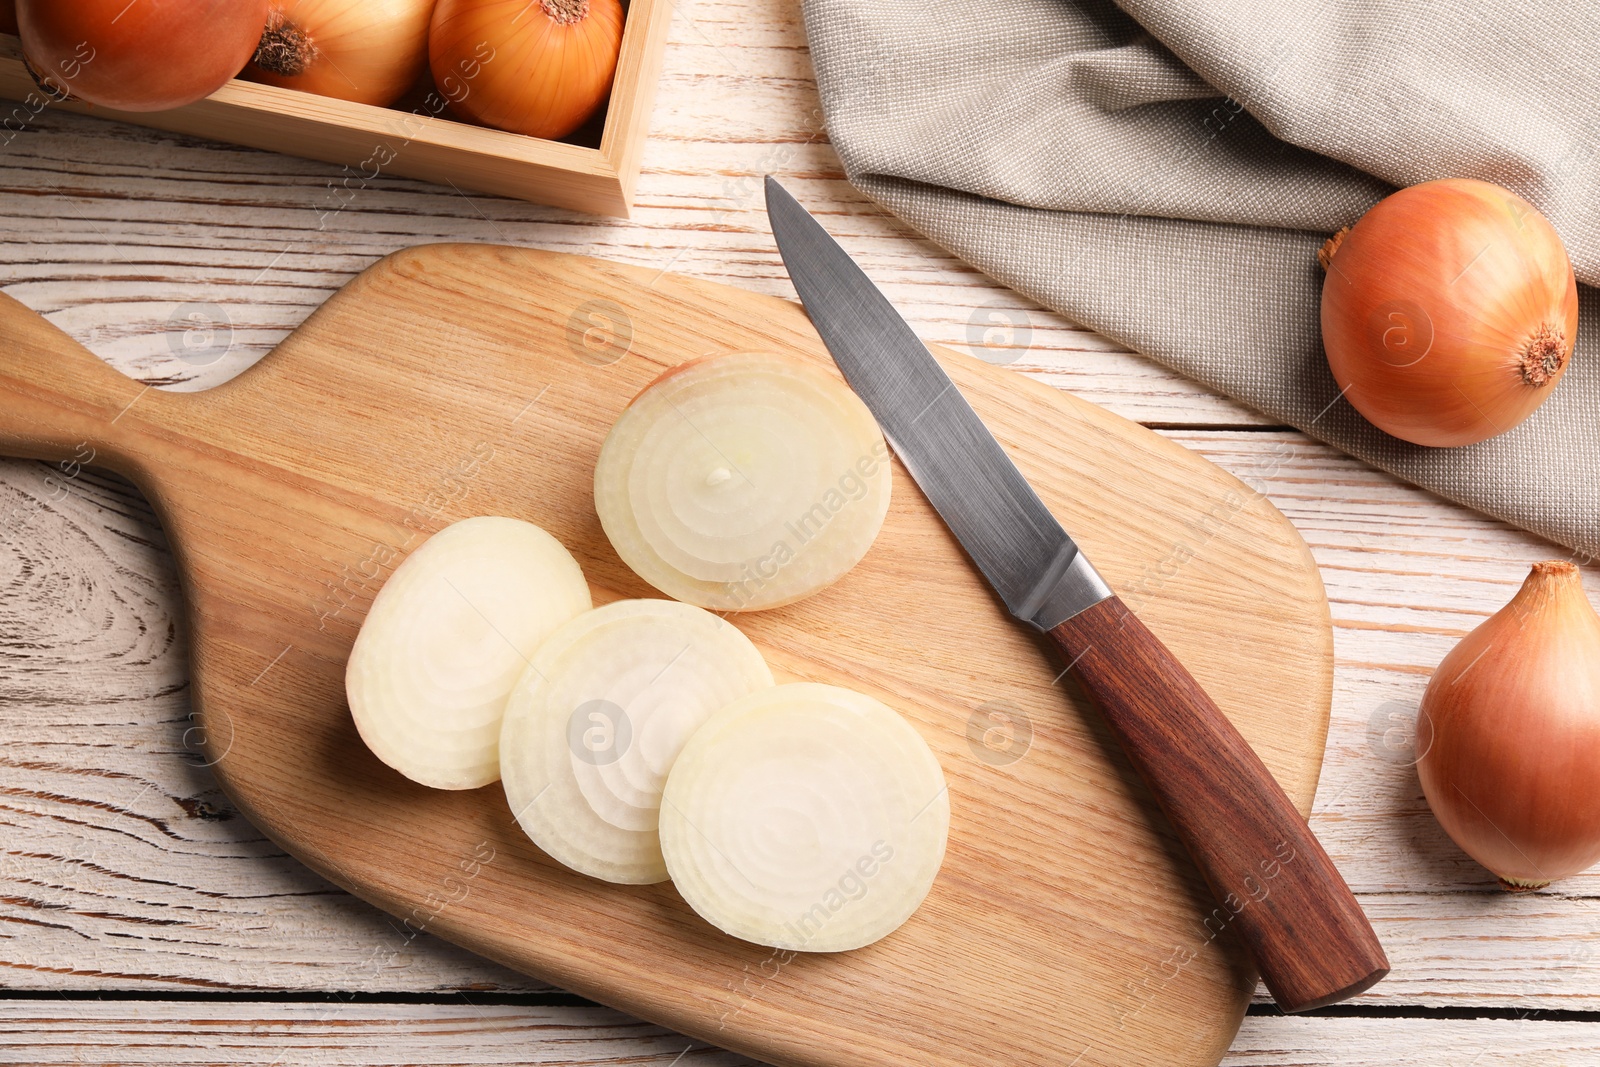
left=7, top=439, right=1600, bottom=1010
left=0, top=243, right=1334, bottom=1067
left=2, top=470, right=1596, bottom=1054
left=1049, top=598, right=1385, bottom=1012
left=0, top=3, right=1257, bottom=428
left=0, top=1001, right=1595, bottom=1066
left=0, top=0, right=1598, bottom=1059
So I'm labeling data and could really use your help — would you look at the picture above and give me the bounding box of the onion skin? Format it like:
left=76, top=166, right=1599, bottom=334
left=18, top=0, right=270, bottom=111
left=246, top=0, right=434, bottom=108
left=428, top=0, right=624, bottom=140
left=1417, top=561, right=1600, bottom=890
left=1320, top=179, right=1577, bottom=447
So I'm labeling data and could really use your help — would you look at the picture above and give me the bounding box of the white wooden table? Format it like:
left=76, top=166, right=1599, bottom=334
left=2, top=2, right=1598, bottom=1063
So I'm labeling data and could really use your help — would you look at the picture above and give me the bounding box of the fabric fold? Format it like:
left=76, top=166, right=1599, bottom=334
left=802, top=0, right=1600, bottom=561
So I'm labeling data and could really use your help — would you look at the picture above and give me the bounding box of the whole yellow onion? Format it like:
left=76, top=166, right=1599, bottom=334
left=18, top=0, right=269, bottom=111
left=1320, top=179, right=1577, bottom=447
left=1417, top=561, right=1600, bottom=890
left=247, top=0, right=436, bottom=108
left=428, top=0, right=624, bottom=140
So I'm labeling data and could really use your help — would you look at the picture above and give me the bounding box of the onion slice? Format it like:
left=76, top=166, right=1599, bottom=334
left=499, top=599, right=775, bottom=884
left=594, top=353, right=892, bottom=611
left=346, top=516, right=591, bottom=790
left=659, top=682, right=949, bottom=951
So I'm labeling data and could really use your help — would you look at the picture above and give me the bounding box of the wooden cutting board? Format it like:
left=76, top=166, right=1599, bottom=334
left=0, top=244, right=1333, bottom=1067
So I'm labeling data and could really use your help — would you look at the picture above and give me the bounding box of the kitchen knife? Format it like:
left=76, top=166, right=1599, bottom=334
left=764, top=176, right=1388, bottom=1013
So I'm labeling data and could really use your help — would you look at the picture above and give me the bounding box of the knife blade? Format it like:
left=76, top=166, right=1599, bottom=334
left=765, top=176, right=1387, bottom=1013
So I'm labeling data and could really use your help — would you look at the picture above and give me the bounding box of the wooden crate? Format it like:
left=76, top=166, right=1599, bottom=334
left=0, top=1, right=673, bottom=217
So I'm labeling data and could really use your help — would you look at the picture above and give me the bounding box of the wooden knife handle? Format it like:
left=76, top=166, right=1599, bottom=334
left=1049, top=595, right=1388, bottom=1013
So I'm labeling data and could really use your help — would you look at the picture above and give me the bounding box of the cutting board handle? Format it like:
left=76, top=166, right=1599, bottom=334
left=0, top=292, right=150, bottom=467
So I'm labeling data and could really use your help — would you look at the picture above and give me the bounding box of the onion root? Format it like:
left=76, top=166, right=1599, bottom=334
left=540, top=0, right=590, bottom=23
left=1317, top=227, right=1349, bottom=272
left=253, top=11, right=316, bottom=77
left=1520, top=323, right=1567, bottom=387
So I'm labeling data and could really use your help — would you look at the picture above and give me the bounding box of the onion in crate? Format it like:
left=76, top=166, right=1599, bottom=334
left=248, top=0, right=435, bottom=107
left=428, top=0, right=624, bottom=140
left=18, top=0, right=270, bottom=111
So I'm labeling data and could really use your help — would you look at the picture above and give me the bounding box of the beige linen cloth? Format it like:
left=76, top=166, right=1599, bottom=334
left=800, top=0, right=1600, bottom=561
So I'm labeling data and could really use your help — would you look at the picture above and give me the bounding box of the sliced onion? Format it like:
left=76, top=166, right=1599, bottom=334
left=499, top=599, right=775, bottom=884
left=594, top=353, right=892, bottom=611
left=659, top=682, right=949, bottom=951
left=346, top=517, right=591, bottom=791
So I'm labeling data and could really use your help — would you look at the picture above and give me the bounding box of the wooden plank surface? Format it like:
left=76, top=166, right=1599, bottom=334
left=0, top=1002, right=1594, bottom=1066
left=0, top=0, right=1597, bottom=1061
left=0, top=238, right=1336, bottom=1067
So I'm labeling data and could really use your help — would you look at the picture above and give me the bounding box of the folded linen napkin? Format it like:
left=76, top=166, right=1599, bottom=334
left=800, top=0, right=1600, bottom=561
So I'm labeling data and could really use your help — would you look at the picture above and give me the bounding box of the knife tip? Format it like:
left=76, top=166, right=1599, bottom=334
left=763, top=175, right=794, bottom=213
